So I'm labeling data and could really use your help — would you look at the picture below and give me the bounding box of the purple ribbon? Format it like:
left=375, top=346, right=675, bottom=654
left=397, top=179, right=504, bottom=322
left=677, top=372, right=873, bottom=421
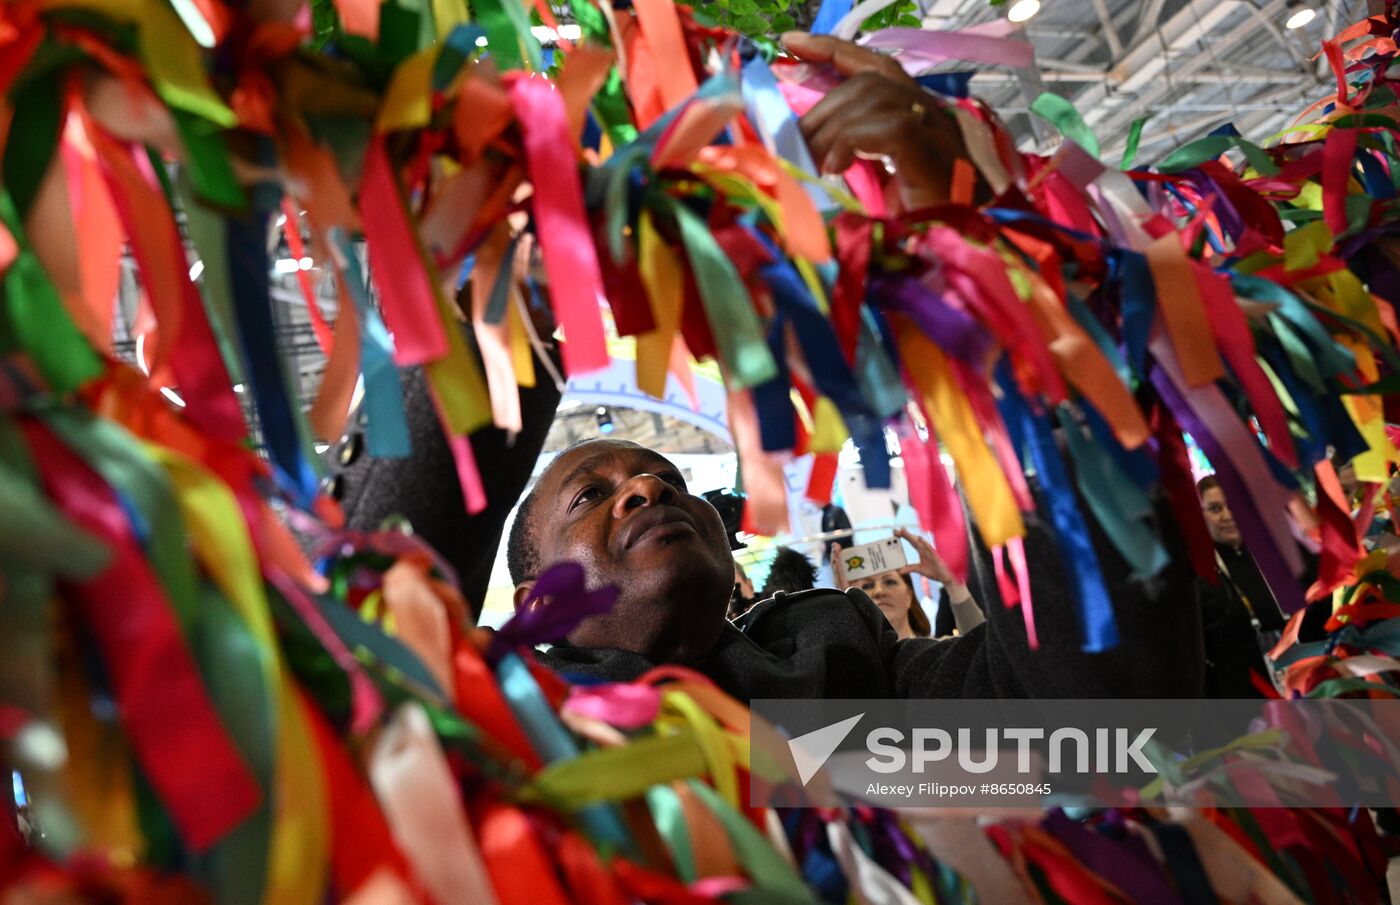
left=871, top=275, right=995, bottom=366
left=486, top=562, right=619, bottom=664
left=1150, top=366, right=1305, bottom=614
left=1186, top=173, right=1244, bottom=243
left=1042, top=810, right=1187, bottom=905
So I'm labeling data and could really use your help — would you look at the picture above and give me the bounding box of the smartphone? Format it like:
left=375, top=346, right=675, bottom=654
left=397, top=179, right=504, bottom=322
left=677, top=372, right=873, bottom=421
left=838, top=537, right=907, bottom=583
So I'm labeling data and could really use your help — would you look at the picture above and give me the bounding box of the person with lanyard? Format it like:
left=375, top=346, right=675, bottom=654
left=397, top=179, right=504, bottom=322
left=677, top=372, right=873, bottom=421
left=1195, top=474, right=1318, bottom=697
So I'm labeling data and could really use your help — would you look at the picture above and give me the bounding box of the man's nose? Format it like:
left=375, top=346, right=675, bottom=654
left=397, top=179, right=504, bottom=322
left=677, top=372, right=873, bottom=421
left=613, top=474, right=678, bottom=515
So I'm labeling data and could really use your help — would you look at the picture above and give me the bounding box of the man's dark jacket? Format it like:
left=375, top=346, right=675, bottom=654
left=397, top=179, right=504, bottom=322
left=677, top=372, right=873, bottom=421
left=337, top=349, right=1204, bottom=704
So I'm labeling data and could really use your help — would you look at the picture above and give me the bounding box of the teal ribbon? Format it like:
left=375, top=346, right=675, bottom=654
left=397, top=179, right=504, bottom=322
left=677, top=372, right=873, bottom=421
left=1232, top=273, right=1358, bottom=377
left=645, top=785, right=698, bottom=883
left=332, top=229, right=411, bottom=458
left=1056, top=407, right=1171, bottom=581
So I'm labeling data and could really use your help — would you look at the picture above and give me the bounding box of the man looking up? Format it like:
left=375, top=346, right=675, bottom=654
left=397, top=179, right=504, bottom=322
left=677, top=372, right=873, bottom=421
left=508, top=439, right=1203, bottom=701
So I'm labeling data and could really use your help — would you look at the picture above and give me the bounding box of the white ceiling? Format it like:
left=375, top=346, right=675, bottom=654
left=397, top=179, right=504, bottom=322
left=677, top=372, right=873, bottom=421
left=920, top=0, right=1365, bottom=161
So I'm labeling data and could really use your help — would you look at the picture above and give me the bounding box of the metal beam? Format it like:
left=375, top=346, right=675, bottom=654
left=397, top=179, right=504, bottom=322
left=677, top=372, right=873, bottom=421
left=1130, top=0, right=1168, bottom=47
left=1090, top=0, right=1125, bottom=57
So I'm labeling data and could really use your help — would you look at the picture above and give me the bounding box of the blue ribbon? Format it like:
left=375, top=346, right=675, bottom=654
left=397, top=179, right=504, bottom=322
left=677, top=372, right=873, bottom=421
left=997, top=364, right=1119, bottom=652
left=1110, top=250, right=1155, bottom=377
left=810, top=0, right=852, bottom=34
left=749, top=228, right=895, bottom=479
left=752, top=312, right=798, bottom=453
left=916, top=72, right=974, bottom=99
left=739, top=54, right=834, bottom=212
left=332, top=229, right=411, bottom=458
left=225, top=210, right=320, bottom=505
left=1357, top=148, right=1396, bottom=200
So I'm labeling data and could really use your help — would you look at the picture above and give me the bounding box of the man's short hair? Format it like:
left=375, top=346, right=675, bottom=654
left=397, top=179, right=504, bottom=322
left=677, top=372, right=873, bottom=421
left=506, top=486, right=541, bottom=586
left=1196, top=474, right=1220, bottom=497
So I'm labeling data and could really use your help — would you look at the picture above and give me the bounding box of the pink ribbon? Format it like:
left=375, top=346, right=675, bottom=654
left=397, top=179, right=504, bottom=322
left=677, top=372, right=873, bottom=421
left=861, top=26, right=1036, bottom=72
left=564, top=683, right=662, bottom=730
left=898, top=420, right=969, bottom=583
left=507, top=75, right=610, bottom=376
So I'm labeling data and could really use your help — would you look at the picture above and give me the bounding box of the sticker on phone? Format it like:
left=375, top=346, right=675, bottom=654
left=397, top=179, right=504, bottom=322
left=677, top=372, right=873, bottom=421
left=840, top=537, right=907, bottom=582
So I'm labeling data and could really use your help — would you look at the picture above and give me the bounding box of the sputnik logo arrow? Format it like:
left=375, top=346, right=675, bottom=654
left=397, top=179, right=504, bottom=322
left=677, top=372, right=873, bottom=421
left=787, top=713, right=864, bottom=786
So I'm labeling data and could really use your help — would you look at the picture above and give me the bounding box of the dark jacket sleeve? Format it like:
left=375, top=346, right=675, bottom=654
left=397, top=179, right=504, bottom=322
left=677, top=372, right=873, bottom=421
left=884, top=489, right=1205, bottom=700
left=333, top=350, right=561, bottom=617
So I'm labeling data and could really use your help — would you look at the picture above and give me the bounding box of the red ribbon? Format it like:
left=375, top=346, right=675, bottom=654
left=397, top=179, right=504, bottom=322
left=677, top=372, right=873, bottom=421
left=1322, top=127, right=1360, bottom=238
left=507, top=75, right=610, bottom=376
left=1310, top=460, right=1364, bottom=601
left=23, top=420, right=261, bottom=852
left=474, top=801, right=571, bottom=905
left=303, top=689, right=411, bottom=899
left=359, top=137, right=450, bottom=366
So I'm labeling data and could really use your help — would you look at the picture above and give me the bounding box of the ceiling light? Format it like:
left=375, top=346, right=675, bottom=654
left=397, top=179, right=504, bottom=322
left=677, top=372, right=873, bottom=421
left=1007, top=0, right=1040, bottom=23
left=1284, top=3, right=1315, bottom=29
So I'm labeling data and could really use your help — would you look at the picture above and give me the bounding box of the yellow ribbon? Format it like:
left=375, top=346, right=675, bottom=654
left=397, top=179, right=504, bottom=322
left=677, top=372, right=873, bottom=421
left=895, top=322, right=1025, bottom=547
left=636, top=211, right=684, bottom=399
left=151, top=448, right=328, bottom=905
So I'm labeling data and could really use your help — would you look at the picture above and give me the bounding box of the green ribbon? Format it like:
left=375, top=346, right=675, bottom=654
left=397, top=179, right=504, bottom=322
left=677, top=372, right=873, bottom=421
left=665, top=198, right=778, bottom=389
left=686, top=781, right=816, bottom=905
left=0, top=189, right=104, bottom=394
left=1120, top=116, right=1145, bottom=170
left=180, top=177, right=249, bottom=388
left=1156, top=135, right=1279, bottom=176
left=171, top=109, right=247, bottom=210
left=187, top=585, right=274, bottom=905
left=1029, top=92, right=1098, bottom=158
left=522, top=730, right=708, bottom=810
left=473, top=0, right=542, bottom=70
left=3, top=73, right=62, bottom=220
left=1306, top=677, right=1400, bottom=698
left=592, top=68, right=640, bottom=148
left=0, top=450, right=110, bottom=577
left=378, top=1, right=423, bottom=63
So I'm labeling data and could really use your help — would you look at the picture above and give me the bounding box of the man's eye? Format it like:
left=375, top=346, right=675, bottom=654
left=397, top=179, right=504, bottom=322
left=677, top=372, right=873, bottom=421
left=570, top=486, right=605, bottom=510
left=661, top=472, right=687, bottom=490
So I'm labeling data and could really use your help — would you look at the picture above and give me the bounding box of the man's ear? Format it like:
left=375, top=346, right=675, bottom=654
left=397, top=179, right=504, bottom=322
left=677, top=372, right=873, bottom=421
left=513, top=581, right=535, bottom=612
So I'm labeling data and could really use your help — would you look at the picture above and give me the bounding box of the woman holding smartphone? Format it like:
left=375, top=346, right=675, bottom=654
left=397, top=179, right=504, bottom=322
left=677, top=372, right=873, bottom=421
left=835, top=528, right=985, bottom=640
